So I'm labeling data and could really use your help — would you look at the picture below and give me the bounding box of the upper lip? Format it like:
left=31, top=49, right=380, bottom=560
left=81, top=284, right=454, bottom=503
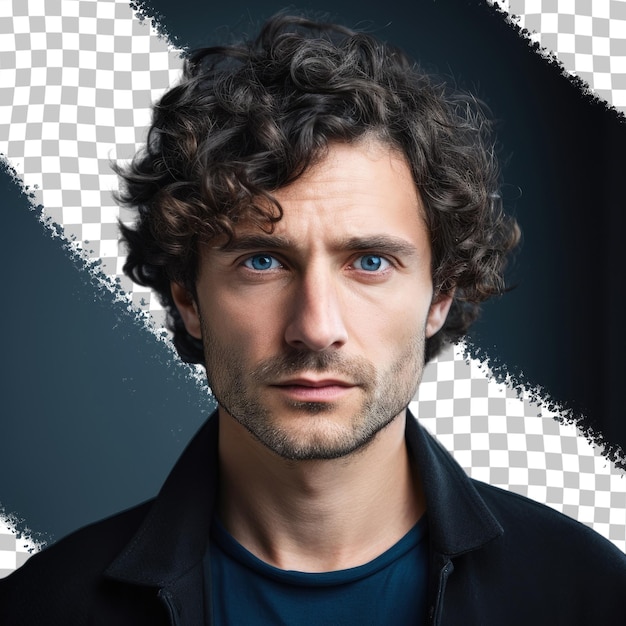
left=273, top=378, right=355, bottom=388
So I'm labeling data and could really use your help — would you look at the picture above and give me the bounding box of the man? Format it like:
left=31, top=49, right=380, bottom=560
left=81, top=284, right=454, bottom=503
left=1, top=13, right=624, bottom=625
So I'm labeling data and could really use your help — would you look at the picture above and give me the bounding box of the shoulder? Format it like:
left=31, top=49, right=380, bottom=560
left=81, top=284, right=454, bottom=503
left=471, top=480, right=626, bottom=607
left=473, top=479, right=626, bottom=564
left=0, top=500, right=155, bottom=624
left=436, top=480, right=626, bottom=624
left=474, top=479, right=625, bottom=562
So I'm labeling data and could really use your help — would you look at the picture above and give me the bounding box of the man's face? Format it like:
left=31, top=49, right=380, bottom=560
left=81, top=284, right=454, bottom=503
left=173, top=141, right=451, bottom=460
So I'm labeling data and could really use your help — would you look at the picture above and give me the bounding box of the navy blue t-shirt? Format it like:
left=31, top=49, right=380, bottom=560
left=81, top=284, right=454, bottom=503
left=204, top=515, right=429, bottom=625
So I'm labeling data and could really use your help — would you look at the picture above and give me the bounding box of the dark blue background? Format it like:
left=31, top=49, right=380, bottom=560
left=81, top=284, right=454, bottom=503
left=1, top=0, right=624, bottom=544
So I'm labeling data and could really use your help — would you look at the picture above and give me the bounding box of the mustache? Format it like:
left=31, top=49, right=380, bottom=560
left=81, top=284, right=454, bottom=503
left=249, top=349, right=375, bottom=386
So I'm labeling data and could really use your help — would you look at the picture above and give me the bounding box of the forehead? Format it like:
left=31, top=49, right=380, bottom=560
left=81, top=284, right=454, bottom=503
left=237, top=141, right=427, bottom=246
left=203, top=141, right=431, bottom=264
left=274, top=140, right=420, bottom=216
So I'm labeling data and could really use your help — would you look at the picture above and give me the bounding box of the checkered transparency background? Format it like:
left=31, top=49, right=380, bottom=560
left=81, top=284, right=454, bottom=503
left=0, top=0, right=624, bottom=577
left=489, top=0, right=626, bottom=112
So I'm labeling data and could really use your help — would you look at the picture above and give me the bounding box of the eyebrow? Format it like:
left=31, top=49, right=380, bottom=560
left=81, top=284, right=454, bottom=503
left=216, top=234, right=293, bottom=253
left=216, top=234, right=418, bottom=258
left=337, top=236, right=418, bottom=257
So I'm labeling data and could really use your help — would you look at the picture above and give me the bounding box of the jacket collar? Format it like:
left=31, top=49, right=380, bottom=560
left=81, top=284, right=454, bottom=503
left=105, top=409, right=503, bottom=587
left=405, top=411, right=502, bottom=556
left=105, top=414, right=219, bottom=587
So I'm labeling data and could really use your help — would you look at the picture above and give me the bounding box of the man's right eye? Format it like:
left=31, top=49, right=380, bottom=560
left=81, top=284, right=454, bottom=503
left=242, top=254, right=283, bottom=271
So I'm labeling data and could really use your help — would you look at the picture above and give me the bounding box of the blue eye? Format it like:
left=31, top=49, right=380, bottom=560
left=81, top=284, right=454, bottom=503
left=243, top=254, right=282, bottom=271
left=354, top=255, right=390, bottom=272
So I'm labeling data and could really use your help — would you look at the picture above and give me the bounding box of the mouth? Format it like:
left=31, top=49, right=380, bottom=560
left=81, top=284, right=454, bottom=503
left=270, top=377, right=357, bottom=402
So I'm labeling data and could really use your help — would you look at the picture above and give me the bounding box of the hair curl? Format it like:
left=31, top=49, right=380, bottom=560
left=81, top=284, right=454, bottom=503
left=117, top=13, right=520, bottom=363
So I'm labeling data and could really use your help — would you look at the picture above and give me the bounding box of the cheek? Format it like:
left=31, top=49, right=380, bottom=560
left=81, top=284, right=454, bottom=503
left=204, top=290, right=285, bottom=355
left=349, top=298, right=427, bottom=361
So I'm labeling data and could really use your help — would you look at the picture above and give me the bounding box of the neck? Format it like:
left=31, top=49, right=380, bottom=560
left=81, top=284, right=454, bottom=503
left=217, top=408, right=424, bottom=572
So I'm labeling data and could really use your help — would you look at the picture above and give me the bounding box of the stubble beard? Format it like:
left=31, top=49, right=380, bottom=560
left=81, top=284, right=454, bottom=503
left=200, top=319, right=426, bottom=461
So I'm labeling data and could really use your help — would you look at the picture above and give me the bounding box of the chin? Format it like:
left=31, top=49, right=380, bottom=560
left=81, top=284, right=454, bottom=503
left=248, top=407, right=396, bottom=462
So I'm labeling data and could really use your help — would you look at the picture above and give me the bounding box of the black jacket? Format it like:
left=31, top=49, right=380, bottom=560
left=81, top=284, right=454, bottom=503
left=1, top=411, right=625, bottom=625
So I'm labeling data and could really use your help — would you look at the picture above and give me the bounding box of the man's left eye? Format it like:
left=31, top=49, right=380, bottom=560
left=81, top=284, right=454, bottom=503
left=243, top=254, right=282, bottom=271
left=353, top=255, right=390, bottom=272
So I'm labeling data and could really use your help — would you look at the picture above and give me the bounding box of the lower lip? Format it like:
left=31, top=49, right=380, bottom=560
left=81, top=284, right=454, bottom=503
left=272, top=384, right=355, bottom=402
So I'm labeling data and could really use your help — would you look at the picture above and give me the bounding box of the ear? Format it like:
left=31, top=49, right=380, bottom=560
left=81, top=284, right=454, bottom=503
left=170, top=282, right=202, bottom=340
left=425, top=292, right=454, bottom=338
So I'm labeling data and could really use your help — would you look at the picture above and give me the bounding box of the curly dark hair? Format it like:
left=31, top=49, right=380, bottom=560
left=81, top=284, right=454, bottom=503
left=117, top=13, right=520, bottom=364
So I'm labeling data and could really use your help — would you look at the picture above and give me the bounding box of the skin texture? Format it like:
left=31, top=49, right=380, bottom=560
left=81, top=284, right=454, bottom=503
left=172, top=140, right=452, bottom=570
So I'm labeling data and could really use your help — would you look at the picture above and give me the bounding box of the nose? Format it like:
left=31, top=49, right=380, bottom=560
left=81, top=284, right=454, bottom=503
left=284, top=268, right=348, bottom=352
